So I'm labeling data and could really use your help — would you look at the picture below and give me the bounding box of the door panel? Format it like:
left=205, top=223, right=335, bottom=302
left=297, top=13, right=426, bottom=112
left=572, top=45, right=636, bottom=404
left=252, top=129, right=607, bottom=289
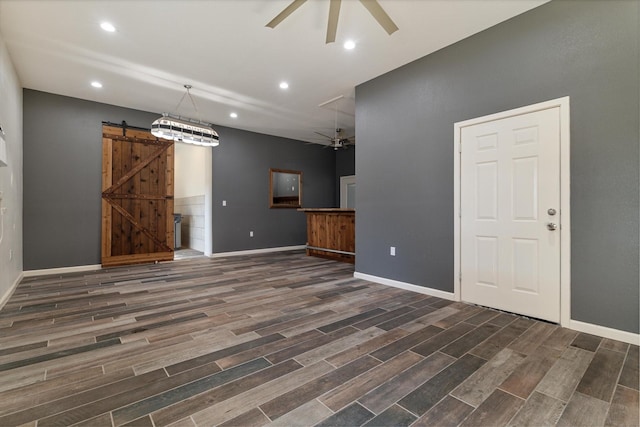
left=512, top=238, right=538, bottom=293
left=475, top=161, right=498, bottom=220
left=461, top=107, right=560, bottom=322
left=475, top=236, right=498, bottom=287
left=101, top=124, right=175, bottom=267
left=512, top=157, right=537, bottom=220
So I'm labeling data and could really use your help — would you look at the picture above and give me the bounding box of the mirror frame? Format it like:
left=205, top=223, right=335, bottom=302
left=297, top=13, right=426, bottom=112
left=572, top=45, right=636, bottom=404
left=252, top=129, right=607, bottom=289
left=269, top=168, right=302, bottom=209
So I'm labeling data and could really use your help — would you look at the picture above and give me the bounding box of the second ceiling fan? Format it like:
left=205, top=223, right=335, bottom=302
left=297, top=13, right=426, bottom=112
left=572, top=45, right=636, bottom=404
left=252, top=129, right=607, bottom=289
left=266, top=0, right=399, bottom=44
left=315, top=128, right=355, bottom=150
left=313, top=95, right=355, bottom=150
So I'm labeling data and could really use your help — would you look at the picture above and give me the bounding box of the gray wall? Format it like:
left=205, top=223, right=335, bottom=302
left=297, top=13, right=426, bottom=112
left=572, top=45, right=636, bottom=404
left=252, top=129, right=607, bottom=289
left=23, top=90, right=160, bottom=269
left=23, top=90, right=336, bottom=268
left=355, top=0, right=639, bottom=333
left=212, top=126, right=335, bottom=253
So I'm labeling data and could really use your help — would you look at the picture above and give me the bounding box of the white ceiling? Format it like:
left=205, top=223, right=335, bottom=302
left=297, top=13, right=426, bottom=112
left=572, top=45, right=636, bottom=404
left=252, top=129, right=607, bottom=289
left=0, top=0, right=547, bottom=144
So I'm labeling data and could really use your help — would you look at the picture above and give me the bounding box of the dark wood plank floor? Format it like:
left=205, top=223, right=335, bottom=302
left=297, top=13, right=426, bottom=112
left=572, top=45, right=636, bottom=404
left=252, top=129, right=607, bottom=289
left=0, top=252, right=637, bottom=426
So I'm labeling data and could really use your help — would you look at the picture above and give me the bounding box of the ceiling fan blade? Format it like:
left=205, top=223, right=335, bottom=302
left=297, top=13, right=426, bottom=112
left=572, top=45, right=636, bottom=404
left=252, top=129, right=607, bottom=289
left=314, top=131, right=334, bottom=140
left=326, top=0, right=342, bottom=44
left=266, top=0, right=307, bottom=28
left=358, top=0, right=399, bottom=35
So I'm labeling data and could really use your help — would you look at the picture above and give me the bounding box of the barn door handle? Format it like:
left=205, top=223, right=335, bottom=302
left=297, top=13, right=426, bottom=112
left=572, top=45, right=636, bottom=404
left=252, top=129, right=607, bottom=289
left=547, top=223, right=558, bottom=231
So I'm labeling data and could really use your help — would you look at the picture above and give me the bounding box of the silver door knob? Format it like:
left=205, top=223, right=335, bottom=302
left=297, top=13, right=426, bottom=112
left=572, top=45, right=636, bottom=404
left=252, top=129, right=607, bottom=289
left=547, top=223, right=558, bottom=231
left=548, top=208, right=557, bottom=216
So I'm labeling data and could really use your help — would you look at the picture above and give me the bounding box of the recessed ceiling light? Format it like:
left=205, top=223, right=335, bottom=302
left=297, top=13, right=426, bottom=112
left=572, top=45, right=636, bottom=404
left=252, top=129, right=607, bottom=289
left=279, top=81, right=289, bottom=90
left=230, top=112, right=238, bottom=118
left=344, top=40, right=356, bottom=50
left=91, top=81, right=103, bottom=88
left=100, top=22, right=116, bottom=33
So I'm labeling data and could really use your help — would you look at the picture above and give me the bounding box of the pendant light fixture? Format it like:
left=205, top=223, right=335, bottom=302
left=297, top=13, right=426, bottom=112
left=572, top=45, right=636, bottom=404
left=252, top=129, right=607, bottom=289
left=151, top=85, right=219, bottom=147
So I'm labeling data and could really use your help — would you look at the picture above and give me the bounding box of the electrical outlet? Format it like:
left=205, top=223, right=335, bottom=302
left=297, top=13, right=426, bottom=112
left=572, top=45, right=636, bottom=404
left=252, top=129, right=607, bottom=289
left=222, top=200, right=227, bottom=206
left=250, top=231, right=254, bottom=237
left=390, top=246, right=396, bottom=256
left=9, top=249, right=13, bottom=260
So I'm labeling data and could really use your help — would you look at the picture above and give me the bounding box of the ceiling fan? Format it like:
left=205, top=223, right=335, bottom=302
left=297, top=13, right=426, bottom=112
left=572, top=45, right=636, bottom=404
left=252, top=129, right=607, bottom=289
left=266, top=0, right=399, bottom=44
left=312, top=95, right=355, bottom=150
left=315, top=128, right=355, bottom=150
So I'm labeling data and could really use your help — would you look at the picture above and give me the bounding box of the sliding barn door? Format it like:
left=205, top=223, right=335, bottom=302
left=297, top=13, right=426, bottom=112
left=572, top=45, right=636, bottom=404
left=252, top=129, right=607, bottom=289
left=101, top=124, right=175, bottom=267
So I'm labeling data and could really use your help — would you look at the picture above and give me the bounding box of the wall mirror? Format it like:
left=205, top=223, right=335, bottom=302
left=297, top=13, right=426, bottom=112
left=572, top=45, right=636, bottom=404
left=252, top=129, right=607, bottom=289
left=270, top=168, right=302, bottom=208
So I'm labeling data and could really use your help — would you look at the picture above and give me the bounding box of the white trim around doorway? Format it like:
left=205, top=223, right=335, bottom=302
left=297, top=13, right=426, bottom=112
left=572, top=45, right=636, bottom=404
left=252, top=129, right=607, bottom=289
left=340, top=175, right=356, bottom=209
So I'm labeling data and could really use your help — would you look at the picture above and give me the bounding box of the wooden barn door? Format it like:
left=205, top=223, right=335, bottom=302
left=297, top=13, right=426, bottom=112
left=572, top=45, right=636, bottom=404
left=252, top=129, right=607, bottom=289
left=101, top=124, right=175, bottom=267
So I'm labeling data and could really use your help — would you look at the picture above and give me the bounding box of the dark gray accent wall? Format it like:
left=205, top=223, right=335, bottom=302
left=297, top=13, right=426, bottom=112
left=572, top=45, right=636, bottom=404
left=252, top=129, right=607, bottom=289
left=23, top=90, right=160, bottom=270
left=212, top=126, right=334, bottom=253
left=335, top=147, right=356, bottom=207
left=23, top=90, right=336, bottom=268
left=355, top=0, right=639, bottom=333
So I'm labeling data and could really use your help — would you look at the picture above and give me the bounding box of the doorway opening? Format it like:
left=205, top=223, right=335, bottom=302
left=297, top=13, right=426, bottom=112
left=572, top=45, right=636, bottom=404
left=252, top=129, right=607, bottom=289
left=173, top=143, right=213, bottom=258
left=340, top=175, right=356, bottom=209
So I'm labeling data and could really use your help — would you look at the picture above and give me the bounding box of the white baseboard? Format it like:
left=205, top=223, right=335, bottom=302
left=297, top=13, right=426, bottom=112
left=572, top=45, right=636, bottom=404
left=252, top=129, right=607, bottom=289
left=569, top=319, right=639, bottom=346
left=354, top=272, right=639, bottom=346
left=23, top=264, right=102, bottom=278
left=353, top=272, right=456, bottom=301
left=210, top=245, right=306, bottom=258
left=0, top=271, right=24, bottom=311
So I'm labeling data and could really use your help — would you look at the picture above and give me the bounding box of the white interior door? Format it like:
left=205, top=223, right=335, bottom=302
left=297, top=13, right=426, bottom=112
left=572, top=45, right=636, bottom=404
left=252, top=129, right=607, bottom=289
left=460, top=107, right=561, bottom=322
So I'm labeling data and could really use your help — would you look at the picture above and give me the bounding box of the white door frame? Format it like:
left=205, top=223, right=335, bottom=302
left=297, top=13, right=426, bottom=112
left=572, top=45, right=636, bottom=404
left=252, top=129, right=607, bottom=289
left=453, top=97, right=571, bottom=326
left=204, top=147, right=213, bottom=256
left=340, top=175, right=356, bottom=209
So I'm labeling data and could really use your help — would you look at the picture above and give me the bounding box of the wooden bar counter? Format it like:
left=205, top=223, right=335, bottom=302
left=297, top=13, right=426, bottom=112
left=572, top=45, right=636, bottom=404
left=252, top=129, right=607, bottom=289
left=298, top=208, right=355, bottom=263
